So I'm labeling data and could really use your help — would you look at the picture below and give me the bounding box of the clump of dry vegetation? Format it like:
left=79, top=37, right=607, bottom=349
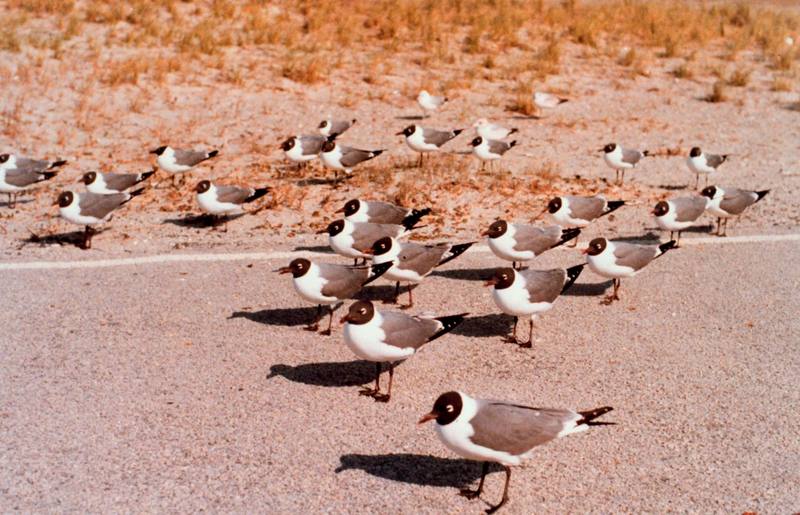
left=727, top=68, right=752, bottom=87
left=707, top=81, right=729, bottom=103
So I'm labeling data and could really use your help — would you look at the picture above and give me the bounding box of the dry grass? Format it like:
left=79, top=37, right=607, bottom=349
left=672, top=63, right=694, bottom=80
left=771, top=75, right=794, bottom=92
left=707, top=80, right=729, bottom=103
left=727, top=67, right=752, bottom=87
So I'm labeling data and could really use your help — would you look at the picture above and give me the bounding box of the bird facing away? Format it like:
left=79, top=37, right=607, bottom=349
left=0, top=153, right=66, bottom=208
left=687, top=147, right=729, bottom=189
left=397, top=125, right=463, bottom=167
left=472, top=119, right=518, bottom=140
left=340, top=300, right=467, bottom=402
left=319, top=117, right=356, bottom=138
left=338, top=198, right=431, bottom=226
left=419, top=391, right=614, bottom=514
left=277, top=258, right=392, bottom=335
left=82, top=170, right=155, bottom=194
left=584, top=237, right=677, bottom=303
left=417, top=90, right=448, bottom=117
left=368, top=236, right=474, bottom=308
left=600, top=143, right=649, bottom=185
left=485, top=265, right=584, bottom=347
left=55, top=189, right=145, bottom=249
left=483, top=220, right=580, bottom=269
left=700, top=186, right=769, bottom=237
left=652, top=196, right=709, bottom=245
left=150, top=146, right=218, bottom=187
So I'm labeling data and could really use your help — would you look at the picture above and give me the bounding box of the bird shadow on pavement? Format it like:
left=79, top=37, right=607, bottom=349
left=657, top=183, right=690, bottom=191
left=612, top=232, right=661, bottom=243
left=563, top=280, right=612, bottom=296
left=335, top=453, right=502, bottom=488
left=268, top=360, right=378, bottom=387
left=292, top=245, right=334, bottom=253
left=19, top=229, right=103, bottom=249
left=229, top=306, right=319, bottom=327
left=0, top=198, right=33, bottom=208
left=163, top=213, right=244, bottom=228
left=452, top=313, right=509, bottom=338
left=508, top=114, right=541, bottom=120
left=681, top=224, right=714, bottom=234
left=431, top=267, right=491, bottom=281
left=395, top=115, right=425, bottom=121
left=296, top=176, right=343, bottom=187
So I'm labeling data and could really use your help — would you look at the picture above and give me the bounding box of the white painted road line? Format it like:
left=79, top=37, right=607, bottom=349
left=1, top=233, right=798, bottom=271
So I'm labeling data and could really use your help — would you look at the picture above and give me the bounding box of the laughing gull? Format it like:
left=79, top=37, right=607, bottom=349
left=0, top=153, right=65, bottom=208
left=338, top=198, right=431, bottom=226
left=687, top=147, right=730, bottom=188
left=150, top=145, right=218, bottom=186
left=195, top=180, right=269, bottom=228
left=472, top=119, right=518, bottom=140
left=367, top=236, right=474, bottom=307
left=600, top=143, right=649, bottom=185
left=81, top=170, right=155, bottom=194
left=419, top=391, right=614, bottom=514
left=55, top=189, right=145, bottom=249
left=470, top=137, right=517, bottom=170
left=701, top=186, right=769, bottom=237
left=319, top=219, right=418, bottom=264
left=533, top=91, right=569, bottom=110
left=340, top=300, right=467, bottom=402
left=584, top=237, right=676, bottom=303
left=397, top=125, right=463, bottom=167
left=277, top=259, right=392, bottom=335
left=280, top=135, right=327, bottom=167
left=319, top=117, right=356, bottom=138
left=483, top=220, right=580, bottom=269
left=485, top=265, right=584, bottom=347
left=542, top=195, right=625, bottom=247
left=417, top=90, right=447, bottom=117
left=652, top=196, right=708, bottom=245
left=320, top=139, right=384, bottom=182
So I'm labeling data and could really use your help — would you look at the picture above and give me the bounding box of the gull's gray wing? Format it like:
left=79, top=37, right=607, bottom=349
left=519, top=268, right=566, bottom=304
left=78, top=192, right=130, bottom=219
left=512, top=224, right=561, bottom=255
left=469, top=400, right=574, bottom=455
left=671, top=196, right=707, bottom=222
left=612, top=242, right=659, bottom=271
left=318, top=263, right=369, bottom=299
left=379, top=311, right=440, bottom=350
left=719, top=188, right=758, bottom=215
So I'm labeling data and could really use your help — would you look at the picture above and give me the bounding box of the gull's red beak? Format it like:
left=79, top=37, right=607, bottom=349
left=483, top=277, right=498, bottom=287
left=418, top=411, right=437, bottom=424
left=480, top=229, right=491, bottom=237
left=276, top=266, right=292, bottom=274
left=316, top=228, right=329, bottom=235
left=339, top=314, right=350, bottom=324
left=581, top=248, right=590, bottom=255
left=335, top=206, right=345, bottom=213
left=362, top=248, right=374, bottom=255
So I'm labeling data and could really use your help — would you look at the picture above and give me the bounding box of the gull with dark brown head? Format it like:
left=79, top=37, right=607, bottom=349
left=0, top=153, right=66, bottom=208
left=276, top=259, right=392, bottom=335
left=55, top=189, right=145, bottom=249
left=150, top=145, right=218, bottom=187
left=82, top=170, right=155, bottom=194
left=701, top=185, right=769, bottom=237
left=542, top=194, right=625, bottom=247
left=318, top=117, right=356, bottom=138
left=368, top=236, right=474, bottom=308
left=319, top=218, right=420, bottom=265
left=471, top=137, right=517, bottom=171
left=280, top=135, right=327, bottom=167
left=320, top=139, right=385, bottom=182
left=687, top=147, right=729, bottom=189
left=584, top=237, right=676, bottom=303
left=652, top=195, right=708, bottom=245
left=483, top=220, right=580, bottom=269
left=340, top=300, right=467, bottom=402
left=338, top=198, right=431, bottom=226
left=419, top=391, right=614, bottom=514
left=600, top=143, right=649, bottom=185
left=485, top=264, right=584, bottom=347
left=397, top=125, right=463, bottom=167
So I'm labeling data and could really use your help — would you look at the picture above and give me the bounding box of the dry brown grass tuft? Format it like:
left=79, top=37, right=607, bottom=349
left=8, top=0, right=74, bottom=15
left=672, top=63, right=693, bottom=79
left=506, top=81, right=536, bottom=116
left=727, top=67, right=751, bottom=87
left=102, top=58, right=148, bottom=86
left=281, top=54, right=326, bottom=84
left=771, top=75, right=793, bottom=92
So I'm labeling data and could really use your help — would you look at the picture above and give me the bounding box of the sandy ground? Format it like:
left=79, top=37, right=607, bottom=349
left=1, top=234, right=799, bottom=513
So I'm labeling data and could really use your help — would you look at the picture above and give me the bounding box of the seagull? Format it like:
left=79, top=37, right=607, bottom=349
left=485, top=265, right=584, bottom=347
left=55, top=189, right=145, bottom=249
left=600, top=143, right=649, bottom=185
left=397, top=125, right=463, bottom=167
left=419, top=391, right=614, bottom=514
left=320, top=139, right=384, bottom=182
left=276, top=258, right=391, bottom=335
left=483, top=220, right=580, bottom=269
left=584, top=237, right=676, bottom=303
left=280, top=135, right=327, bottom=167
left=472, top=119, right=518, bottom=140
left=150, top=146, right=218, bottom=186
left=338, top=198, right=431, bottom=226
left=417, top=90, right=447, bottom=117
left=0, top=153, right=65, bottom=208
left=542, top=195, right=625, bottom=247
left=195, top=180, right=269, bottom=228
left=81, top=170, right=155, bottom=194
left=318, top=219, right=418, bottom=264
left=700, top=186, right=769, bottom=237
left=367, top=236, right=474, bottom=308
left=470, top=137, right=517, bottom=170
left=340, top=300, right=467, bottom=402
left=687, top=147, right=730, bottom=189
left=318, top=117, right=356, bottom=138
left=652, top=196, right=708, bottom=245
left=533, top=91, right=569, bottom=110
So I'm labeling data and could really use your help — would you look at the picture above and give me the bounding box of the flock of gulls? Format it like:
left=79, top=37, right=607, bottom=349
left=0, top=88, right=772, bottom=513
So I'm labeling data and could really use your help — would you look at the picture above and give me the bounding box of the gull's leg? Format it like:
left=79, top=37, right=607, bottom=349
left=460, top=461, right=489, bottom=499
